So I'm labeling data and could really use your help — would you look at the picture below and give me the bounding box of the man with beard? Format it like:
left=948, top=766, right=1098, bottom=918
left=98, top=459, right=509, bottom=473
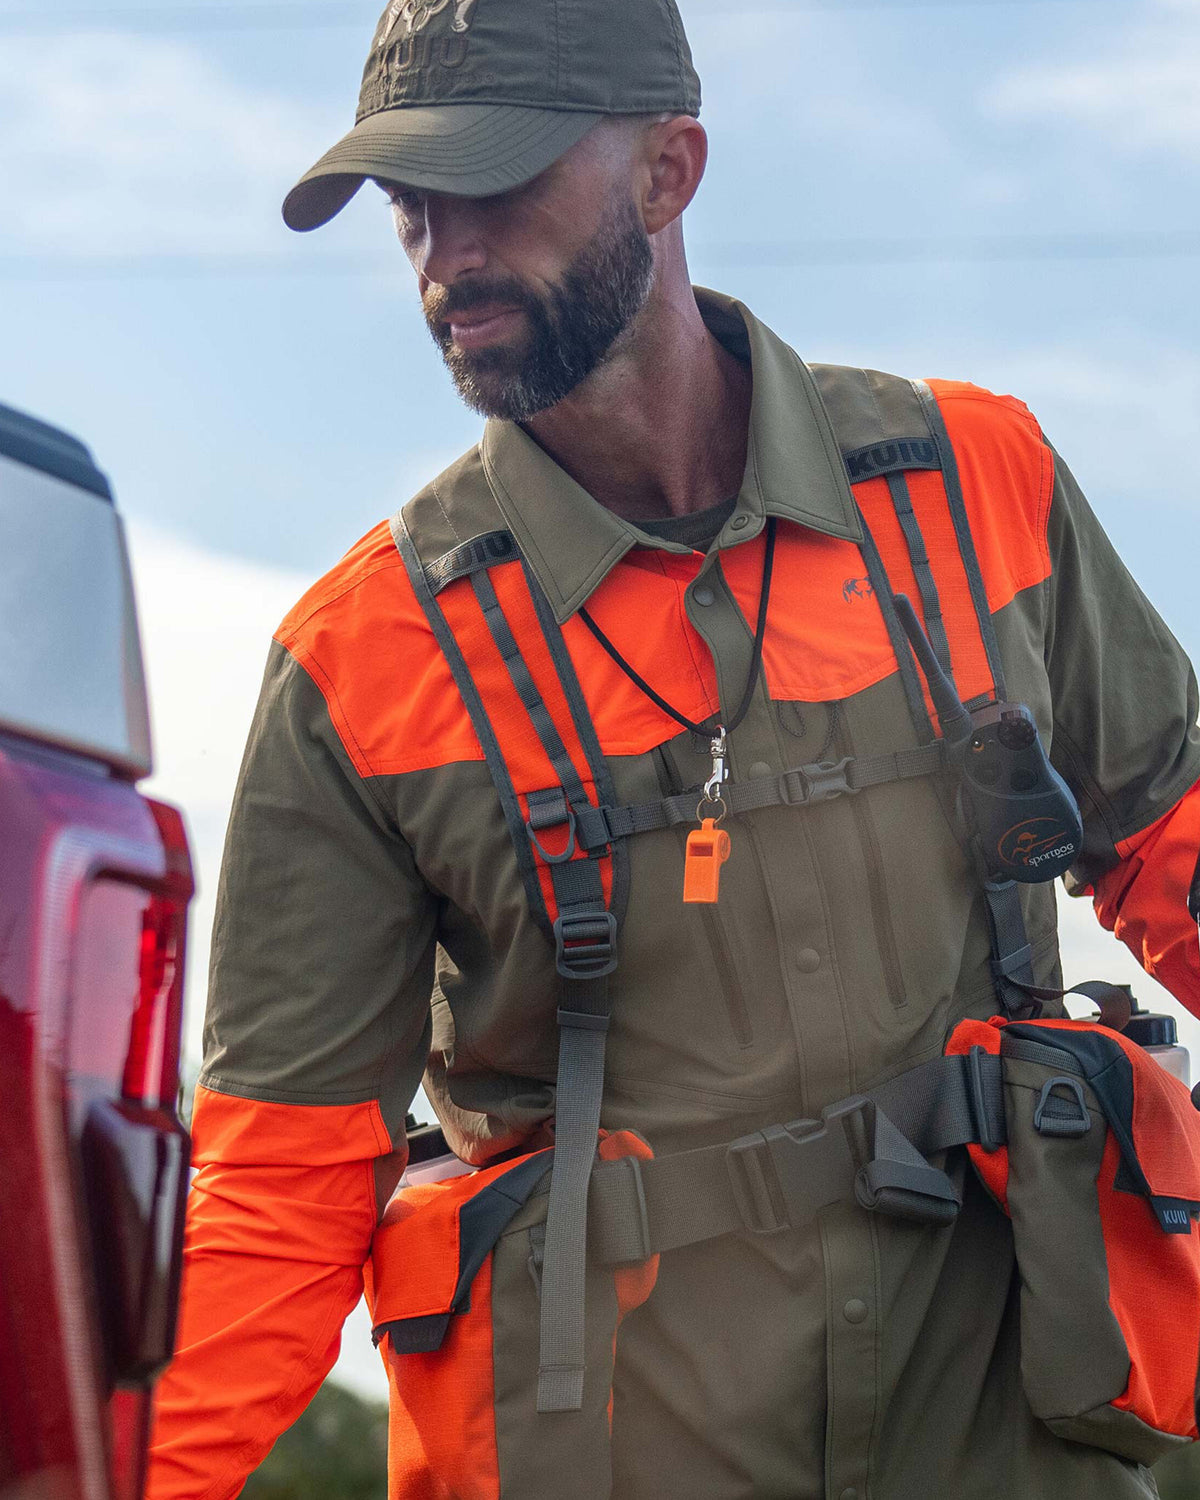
left=149, top=0, right=1200, bottom=1497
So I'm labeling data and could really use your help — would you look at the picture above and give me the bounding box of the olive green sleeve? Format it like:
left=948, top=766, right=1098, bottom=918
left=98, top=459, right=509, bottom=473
left=199, top=638, right=436, bottom=1142
left=1042, top=445, right=1200, bottom=889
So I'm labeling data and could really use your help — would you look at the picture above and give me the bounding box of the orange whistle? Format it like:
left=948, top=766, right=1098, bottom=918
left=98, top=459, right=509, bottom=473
left=683, top=818, right=732, bottom=904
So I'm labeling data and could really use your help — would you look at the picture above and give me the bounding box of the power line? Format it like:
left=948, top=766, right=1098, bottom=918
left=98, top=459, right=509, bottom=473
left=3, top=231, right=1198, bottom=280
left=0, top=0, right=1115, bottom=31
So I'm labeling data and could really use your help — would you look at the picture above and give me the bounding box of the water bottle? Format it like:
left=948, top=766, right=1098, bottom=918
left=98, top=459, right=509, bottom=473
left=400, top=1114, right=476, bottom=1187
left=1124, top=1006, right=1191, bottom=1087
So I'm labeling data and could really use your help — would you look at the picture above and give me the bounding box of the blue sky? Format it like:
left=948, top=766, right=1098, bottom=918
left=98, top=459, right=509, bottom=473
left=3, top=0, right=1199, bottom=1394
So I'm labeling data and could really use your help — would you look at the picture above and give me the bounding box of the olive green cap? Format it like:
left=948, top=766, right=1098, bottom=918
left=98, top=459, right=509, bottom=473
left=282, top=0, right=702, bottom=232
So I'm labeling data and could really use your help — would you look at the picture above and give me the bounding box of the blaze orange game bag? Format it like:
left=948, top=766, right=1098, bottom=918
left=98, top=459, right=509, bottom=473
left=365, top=1132, right=657, bottom=1500
left=947, top=1016, right=1200, bottom=1465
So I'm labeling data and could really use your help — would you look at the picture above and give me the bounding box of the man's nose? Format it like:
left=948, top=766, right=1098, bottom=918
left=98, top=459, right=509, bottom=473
left=416, top=195, right=488, bottom=286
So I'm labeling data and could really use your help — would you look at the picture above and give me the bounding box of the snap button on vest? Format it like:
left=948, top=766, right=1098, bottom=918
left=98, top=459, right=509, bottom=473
left=692, top=585, right=715, bottom=607
left=730, top=513, right=750, bottom=530
left=839, top=1488, right=860, bottom=1500
left=747, top=760, right=772, bottom=779
left=842, top=1298, right=868, bottom=1325
left=795, top=947, right=821, bottom=973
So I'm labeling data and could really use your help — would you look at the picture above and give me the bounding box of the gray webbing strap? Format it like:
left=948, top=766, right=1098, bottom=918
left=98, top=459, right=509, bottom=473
left=884, top=470, right=954, bottom=679
left=855, top=509, right=937, bottom=744
left=572, top=743, right=948, bottom=851
left=391, top=515, right=552, bottom=930
left=983, top=879, right=1039, bottom=1018
left=589, top=1050, right=1004, bottom=1264
left=910, top=380, right=1009, bottom=702
left=397, top=522, right=623, bottom=1415
left=467, top=569, right=618, bottom=1414
left=471, top=569, right=594, bottom=817
left=537, top=1015, right=608, bottom=1411
left=845, top=401, right=1040, bottom=1020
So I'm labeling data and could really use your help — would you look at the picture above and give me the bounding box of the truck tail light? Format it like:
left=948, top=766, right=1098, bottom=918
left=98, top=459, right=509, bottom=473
left=108, top=1387, right=153, bottom=1500
left=123, top=799, right=193, bottom=1109
left=65, top=796, right=196, bottom=1498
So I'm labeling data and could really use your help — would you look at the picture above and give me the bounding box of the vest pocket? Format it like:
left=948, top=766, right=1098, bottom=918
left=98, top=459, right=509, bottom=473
left=368, top=1132, right=658, bottom=1500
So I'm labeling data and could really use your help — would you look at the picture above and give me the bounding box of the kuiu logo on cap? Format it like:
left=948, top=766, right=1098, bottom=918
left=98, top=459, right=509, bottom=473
left=382, top=0, right=479, bottom=40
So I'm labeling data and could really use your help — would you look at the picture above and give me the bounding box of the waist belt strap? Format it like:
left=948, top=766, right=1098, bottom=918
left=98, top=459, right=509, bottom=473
left=589, top=1050, right=1003, bottom=1264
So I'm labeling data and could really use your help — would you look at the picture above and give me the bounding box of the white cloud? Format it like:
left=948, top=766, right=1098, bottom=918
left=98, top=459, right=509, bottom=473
left=957, top=344, right=1200, bottom=508
left=984, top=1, right=1200, bottom=158
left=0, top=33, right=344, bottom=254
left=691, top=8, right=948, bottom=156
left=126, top=517, right=311, bottom=1060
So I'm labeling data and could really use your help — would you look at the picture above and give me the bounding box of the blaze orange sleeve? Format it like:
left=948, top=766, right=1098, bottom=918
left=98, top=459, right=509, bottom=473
left=1091, top=778, right=1200, bottom=1018
left=147, top=1086, right=396, bottom=1500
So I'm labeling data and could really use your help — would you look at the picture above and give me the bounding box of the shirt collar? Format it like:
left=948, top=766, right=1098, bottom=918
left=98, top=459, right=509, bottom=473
left=479, top=287, right=862, bottom=624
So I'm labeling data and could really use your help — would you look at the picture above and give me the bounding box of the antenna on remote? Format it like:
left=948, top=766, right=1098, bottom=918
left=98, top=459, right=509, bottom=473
left=893, top=593, right=972, bottom=747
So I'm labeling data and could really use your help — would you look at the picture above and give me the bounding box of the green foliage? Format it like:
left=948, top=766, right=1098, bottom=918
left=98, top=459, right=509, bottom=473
left=241, top=1380, right=388, bottom=1500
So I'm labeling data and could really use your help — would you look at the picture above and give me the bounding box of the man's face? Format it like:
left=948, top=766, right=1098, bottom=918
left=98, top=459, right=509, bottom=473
left=385, top=125, right=656, bottom=421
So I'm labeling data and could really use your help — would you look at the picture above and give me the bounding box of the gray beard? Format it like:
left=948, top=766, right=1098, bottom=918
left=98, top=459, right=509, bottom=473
left=424, top=196, right=655, bottom=422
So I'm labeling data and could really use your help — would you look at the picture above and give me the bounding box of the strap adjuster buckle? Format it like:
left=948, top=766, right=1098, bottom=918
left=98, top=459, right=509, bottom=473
left=966, top=1044, right=1004, bottom=1153
left=594, top=1152, right=652, bottom=1264
left=553, top=911, right=618, bottom=979
left=526, top=790, right=577, bottom=864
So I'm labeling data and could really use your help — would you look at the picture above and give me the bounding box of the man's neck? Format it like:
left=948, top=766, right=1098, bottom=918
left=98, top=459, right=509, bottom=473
left=520, top=277, right=752, bottom=524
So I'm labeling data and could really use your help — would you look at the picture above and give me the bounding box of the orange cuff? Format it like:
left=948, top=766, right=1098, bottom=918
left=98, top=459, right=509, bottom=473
left=146, top=1088, right=386, bottom=1500
left=1093, top=778, right=1200, bottom=1017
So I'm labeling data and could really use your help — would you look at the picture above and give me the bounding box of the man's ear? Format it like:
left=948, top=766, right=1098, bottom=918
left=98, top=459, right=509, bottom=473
left=641, top=116, right=708, bottom=236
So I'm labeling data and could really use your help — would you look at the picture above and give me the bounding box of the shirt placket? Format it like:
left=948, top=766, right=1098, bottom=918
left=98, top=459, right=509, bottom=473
left=684, top=531, right=883, bottom=1497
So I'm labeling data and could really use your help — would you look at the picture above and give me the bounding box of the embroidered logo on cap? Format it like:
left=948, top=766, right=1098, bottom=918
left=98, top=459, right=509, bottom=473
left=384, top=0, right=479, bottom=41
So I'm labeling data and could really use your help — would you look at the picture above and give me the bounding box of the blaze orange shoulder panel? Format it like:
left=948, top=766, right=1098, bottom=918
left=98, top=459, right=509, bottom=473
left=927, top=379, right=1054, bottom=610
left=275, top=520, right=485, bottom=779
left=271, top=382, right=1057, bottom=777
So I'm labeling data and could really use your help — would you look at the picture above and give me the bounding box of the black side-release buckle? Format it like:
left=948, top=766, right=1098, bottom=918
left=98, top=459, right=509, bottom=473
left=725, top=1100, right=861, bottom=1235
left=724, top=1097, right=960, bottom=1236
left=800, top=757, right=857, bottom=804
left=553, top=911, right=618, bottom=979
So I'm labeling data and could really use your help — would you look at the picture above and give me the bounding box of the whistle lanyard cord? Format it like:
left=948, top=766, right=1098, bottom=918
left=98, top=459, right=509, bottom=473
left=577, top=517, right=778, bottom=740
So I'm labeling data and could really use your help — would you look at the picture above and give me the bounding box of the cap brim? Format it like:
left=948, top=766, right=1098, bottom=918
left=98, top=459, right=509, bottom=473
left=282, top=103, right=604, bottom=231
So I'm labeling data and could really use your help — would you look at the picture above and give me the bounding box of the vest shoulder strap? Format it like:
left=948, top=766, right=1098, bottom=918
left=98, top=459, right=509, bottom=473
left=810, top=363, right=1009, bottom=704
left=810, top=364, right=1037, bottom=1011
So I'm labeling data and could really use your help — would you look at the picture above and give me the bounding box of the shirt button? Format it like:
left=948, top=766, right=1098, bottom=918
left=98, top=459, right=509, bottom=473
left=730, top=513, right=750, bottom=530
left=795, top=948, right=821, bottom=973
left=843, top=1298, right=869, bottom=1325
left=692, top=586, right=715, bottom=607
left=747, top=761, right=772, bottom=779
